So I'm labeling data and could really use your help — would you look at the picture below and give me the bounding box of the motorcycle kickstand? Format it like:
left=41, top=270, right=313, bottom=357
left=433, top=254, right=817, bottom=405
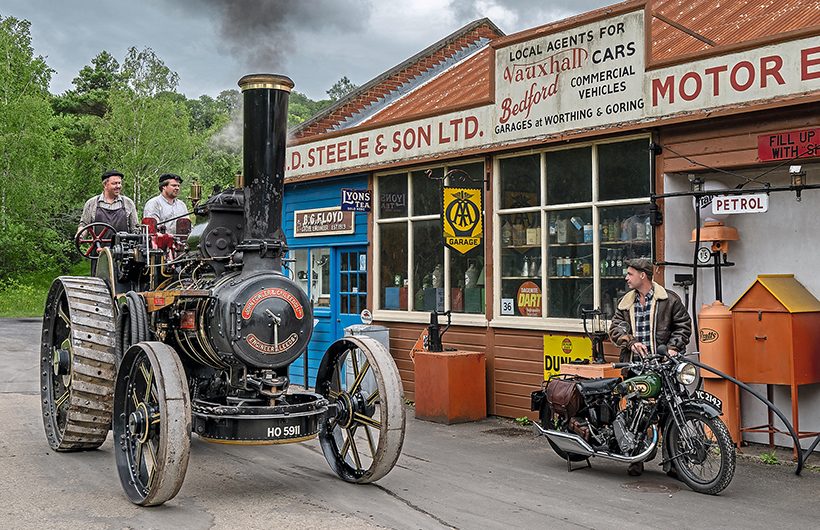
left=566, top=456, right=592, bottom=472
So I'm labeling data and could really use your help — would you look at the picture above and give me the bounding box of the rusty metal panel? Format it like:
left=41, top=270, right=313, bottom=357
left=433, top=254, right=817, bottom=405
left=652, top=0, right=820, bottom=61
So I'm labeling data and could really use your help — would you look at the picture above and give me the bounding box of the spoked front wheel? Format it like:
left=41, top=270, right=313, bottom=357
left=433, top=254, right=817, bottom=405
left=667, top=411, right=735, bottom=495
left=113, top=342, right=191, bottom=506
left=315, top=335, right=406, bottom=483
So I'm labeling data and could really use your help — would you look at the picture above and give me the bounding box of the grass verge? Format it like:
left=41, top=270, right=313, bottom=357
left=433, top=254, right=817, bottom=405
left=0, top=262, right=91, bottom=318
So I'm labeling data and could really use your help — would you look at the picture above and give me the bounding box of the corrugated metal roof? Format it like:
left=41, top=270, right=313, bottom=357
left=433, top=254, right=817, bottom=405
left=651, top=0, right=820, bottom=60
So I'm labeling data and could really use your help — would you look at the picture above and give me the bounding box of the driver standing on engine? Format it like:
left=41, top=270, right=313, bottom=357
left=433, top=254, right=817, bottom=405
left=609, top=258, right=692, bottom=477
left=78, top=169, right=139, bottom=235
left=143, top=173, right=189, bottom=234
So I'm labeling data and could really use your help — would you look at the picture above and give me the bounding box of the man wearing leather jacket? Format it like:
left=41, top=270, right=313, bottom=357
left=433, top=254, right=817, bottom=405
left=609, top=258, right=692, bottom=476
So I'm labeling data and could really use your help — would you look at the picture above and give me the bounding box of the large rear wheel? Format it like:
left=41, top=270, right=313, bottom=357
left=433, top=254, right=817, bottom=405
left=315, top=336, right=405, bottom=483
left=40, top=277, right=116, bottom=451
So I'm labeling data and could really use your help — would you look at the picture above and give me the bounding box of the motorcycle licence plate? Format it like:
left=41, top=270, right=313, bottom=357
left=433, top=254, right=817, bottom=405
left=694, top=390, right=722, bottom=412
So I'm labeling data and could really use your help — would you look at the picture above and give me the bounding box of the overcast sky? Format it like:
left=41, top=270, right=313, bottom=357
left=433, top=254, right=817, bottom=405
left=4, top=0, right=615, bottom=101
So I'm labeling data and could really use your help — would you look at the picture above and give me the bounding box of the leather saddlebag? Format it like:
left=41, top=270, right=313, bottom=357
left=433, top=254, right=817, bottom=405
left=545, top=378, right=582, bottom=420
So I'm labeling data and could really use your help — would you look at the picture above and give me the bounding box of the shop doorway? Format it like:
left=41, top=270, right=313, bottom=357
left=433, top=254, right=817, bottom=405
left=287, top=246, right=368, bottom=388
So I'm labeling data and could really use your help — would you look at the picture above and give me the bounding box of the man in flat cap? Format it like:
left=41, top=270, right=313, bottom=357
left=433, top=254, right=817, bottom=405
left=78, top=169, right=139, bottom=234
left=609, top=258, right=691, bottom=477
left=143, top=173, right=189, bottom=234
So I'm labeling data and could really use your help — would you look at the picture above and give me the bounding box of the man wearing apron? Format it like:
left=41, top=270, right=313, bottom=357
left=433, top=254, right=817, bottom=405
left=78, top=169, right=139, bottom=273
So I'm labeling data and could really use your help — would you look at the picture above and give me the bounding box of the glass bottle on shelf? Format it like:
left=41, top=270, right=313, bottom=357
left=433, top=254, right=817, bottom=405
left=600, top=252, right=609, bottom=277
left=501, top=220, right=512, bottom=246
left=556, top=216, right=568, bottom=244
left=616, top=249, right=623, bottom=277
left=609, top=249, right=617, bottom=274
left=614, top=217, right=622, bottom=241
left=522, top=256, right=530, bottom=277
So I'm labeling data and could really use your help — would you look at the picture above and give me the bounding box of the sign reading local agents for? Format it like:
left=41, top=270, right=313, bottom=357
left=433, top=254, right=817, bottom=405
left=543, top=334, right=592, bottom=379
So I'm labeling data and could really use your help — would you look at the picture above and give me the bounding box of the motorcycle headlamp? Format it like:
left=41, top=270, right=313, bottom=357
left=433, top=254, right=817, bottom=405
left=676, top=362, right=698, bottom=385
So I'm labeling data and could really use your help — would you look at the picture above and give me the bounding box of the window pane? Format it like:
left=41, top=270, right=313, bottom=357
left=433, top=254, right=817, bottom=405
left=546, top=147, right=591, bottom=205
left=341, top=273, right=349, bottom=292
left=448, top=161, right=484, bottom=188
left=546, top=208, right=592, bottom=318
left=500, top=154, right=540, bottom=209
left=380, top=223, right=408, bottom=310
left=379, top=173, right=408, bottom=219
left=413, top=219, right=444, bottom=311
left=340, top=252, right=349, bottom=271
left=412, top=167, right=443, bottom=216
left=312, top=248, right=331, bottom=307
left=341, top=295, right=349, bottom=314
left=598, top=139, right=650, bottom=201
left=599, top=204, right=652, bottom=319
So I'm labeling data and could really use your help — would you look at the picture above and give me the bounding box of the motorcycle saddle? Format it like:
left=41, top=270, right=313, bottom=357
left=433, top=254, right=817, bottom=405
left=576, top=377, right=622, bottom=396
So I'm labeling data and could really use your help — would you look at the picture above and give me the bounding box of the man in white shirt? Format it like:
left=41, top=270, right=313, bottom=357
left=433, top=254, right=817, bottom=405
left=143, top=173, right=189, bottom=234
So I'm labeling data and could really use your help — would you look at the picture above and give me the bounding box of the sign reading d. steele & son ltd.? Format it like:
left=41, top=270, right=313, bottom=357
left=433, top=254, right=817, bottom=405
left=294, top=206, right=355, bottom=237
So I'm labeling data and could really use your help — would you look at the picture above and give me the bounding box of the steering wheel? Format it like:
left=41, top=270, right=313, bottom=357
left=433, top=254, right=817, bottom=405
left=75, top=222, right=117, bottom=261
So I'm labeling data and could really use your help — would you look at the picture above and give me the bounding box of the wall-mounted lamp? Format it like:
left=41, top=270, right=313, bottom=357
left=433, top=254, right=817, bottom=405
left=790, top=165, right=806, bottom=202
left=689, top=174, right=704, bottom=192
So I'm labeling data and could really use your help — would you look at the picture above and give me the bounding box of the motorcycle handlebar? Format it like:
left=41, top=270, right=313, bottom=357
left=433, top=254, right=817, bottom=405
left=612, top=363, right=630, bottom=368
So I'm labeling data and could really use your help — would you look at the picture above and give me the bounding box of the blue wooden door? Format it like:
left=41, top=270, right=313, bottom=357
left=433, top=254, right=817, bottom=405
left=335, top=247, right=368, bottom=339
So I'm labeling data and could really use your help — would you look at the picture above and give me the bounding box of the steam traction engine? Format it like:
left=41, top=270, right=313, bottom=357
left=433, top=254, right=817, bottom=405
left=40, top=74, right=406, bottom=506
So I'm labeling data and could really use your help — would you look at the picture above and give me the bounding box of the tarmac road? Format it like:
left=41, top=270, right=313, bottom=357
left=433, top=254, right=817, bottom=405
left=2, top=317, right=820, bottom=530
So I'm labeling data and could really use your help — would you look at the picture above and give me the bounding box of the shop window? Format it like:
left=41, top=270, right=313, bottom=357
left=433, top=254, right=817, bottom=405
left=379, top=173, right=407, bottom=219
left=376, top=160, right=486, bottom=315
left=497, top=136, right=651, bottom=321
left=546, top=146, right=592, bottom=205
left=598, top=139, right=651, bottom=201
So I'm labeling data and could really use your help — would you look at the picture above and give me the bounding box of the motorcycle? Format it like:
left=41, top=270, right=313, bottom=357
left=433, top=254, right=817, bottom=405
left=530, top=345, right=735, bottom=495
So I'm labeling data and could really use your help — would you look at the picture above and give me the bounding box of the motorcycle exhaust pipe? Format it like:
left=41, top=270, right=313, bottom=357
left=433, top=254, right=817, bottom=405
left=532, top=422, right=658, bottom=464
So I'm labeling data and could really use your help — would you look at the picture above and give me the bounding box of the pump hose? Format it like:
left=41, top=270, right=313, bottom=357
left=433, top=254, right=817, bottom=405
left=687, top=358, right=805, bottom=474
left=115, top=291, right=150, bottom=366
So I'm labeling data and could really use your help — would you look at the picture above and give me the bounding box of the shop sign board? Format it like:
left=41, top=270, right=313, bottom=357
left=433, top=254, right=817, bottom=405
left=712, top=194, right=769, bottom=215
left=493, top=10, right=646, bottom=139
left=285, top=6, right=820, bottom=179
left=758, top=127, right=820, bottom=161
left=543, top=334, right=592, bottom=379
left=294, top=206, right=355, bottom=237
left=341, top=188, right=371, bottom=212
left=441, top=187, right=484, bottom=254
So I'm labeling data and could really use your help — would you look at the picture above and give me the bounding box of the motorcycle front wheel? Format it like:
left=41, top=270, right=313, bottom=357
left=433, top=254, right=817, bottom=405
left=667, top=411, right=735, bottom=495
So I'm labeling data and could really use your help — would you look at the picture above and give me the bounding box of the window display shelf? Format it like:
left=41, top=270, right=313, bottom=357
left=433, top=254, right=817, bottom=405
left=503, top=276, right=542, bottom=280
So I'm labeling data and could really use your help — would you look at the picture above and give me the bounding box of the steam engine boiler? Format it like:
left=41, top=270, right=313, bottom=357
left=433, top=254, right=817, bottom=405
left=40, top=74, right=406, bottom=506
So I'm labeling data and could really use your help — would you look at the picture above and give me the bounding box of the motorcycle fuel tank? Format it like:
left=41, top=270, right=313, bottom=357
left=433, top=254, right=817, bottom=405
left=622, top=372, right=662, bottom=398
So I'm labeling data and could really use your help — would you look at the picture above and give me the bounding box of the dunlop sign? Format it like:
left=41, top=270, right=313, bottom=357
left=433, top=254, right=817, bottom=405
left=543, top=334, right=592, bottom=379
left=441, top=187, right=484, bottom=254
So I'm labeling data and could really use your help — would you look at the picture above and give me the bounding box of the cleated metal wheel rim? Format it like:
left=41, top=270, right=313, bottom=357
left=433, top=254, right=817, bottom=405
left=40, top=277, right=116, bottom=451
left=113, top=342, right=191, bottom=506
left=316, top=335, right=406, bottom=483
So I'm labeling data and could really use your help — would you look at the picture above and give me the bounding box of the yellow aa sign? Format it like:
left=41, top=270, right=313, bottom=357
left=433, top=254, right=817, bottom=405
left=442, top=187, right=483, bottom=254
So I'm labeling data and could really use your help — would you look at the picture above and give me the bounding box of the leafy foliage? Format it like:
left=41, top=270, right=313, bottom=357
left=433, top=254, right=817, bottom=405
left=0, top=16, right=340, bottom=288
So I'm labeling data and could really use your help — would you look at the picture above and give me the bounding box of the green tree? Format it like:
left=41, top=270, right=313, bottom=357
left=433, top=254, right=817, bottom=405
left=96, top=47, right=195, bottom=206
left=0, top=15, right=75, bottom=275
left=326, top=76, right=358, bottom=101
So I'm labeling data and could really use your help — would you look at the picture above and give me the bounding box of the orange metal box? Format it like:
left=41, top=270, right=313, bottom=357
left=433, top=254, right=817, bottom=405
left=414, top=350, right=486, bottom=424
left=730, top=275, right=820, bottom=386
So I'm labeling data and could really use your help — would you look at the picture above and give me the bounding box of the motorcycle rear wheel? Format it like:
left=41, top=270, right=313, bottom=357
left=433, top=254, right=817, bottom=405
left=667, top=411, right=735, bottom=495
